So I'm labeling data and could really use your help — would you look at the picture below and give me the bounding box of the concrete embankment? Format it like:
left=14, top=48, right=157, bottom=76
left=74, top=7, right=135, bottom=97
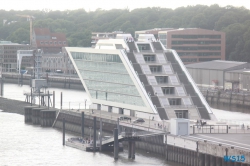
left=3, top=74, right=84, bottom=90
left=202, top=89, right=250, bottom=113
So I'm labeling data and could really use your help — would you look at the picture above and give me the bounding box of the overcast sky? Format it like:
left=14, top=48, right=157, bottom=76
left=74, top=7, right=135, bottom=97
left=1, top=0, right=249, bottom=11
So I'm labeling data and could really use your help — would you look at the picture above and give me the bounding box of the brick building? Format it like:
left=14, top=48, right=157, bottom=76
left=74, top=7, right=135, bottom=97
left=32, top=28, right=68, bottom=53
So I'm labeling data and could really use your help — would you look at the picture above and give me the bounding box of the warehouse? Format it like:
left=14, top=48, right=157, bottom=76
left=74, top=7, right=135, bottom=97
left=186, top=60, right=250, bottom=90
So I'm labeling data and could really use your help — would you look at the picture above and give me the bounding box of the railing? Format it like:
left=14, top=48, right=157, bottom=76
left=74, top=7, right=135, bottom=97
left=120, top=131, right=165, bottom=137
left=164, top=105, right=196, bottom=109
left=192, top=125, right=250, bottom=134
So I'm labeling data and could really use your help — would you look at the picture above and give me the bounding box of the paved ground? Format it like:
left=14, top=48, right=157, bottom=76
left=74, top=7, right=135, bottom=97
left=186, top=134, right=250, bottom=150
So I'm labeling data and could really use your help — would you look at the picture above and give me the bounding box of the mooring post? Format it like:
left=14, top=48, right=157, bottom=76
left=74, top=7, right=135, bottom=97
left=217, top=90, right=221, bottom=105
left=114, top=128, right=118, bottom=160
left=128, top=141, right=132, bottom=159
left=81, top=112, right=84, bottom=138
left=117, top=118, right=120, bottom=134
left=53, top=91, right=55, bottom=108
left=21, top=73, right=23, bottom=86
left=30, top=88, right=32, bottom=106
left=0, top=77, right=3, bottom=96
left=131, top=141, right=135, bottom=159
left=100, top=118, right=102, bottom=152
left=229, top=91, right=233, bottom=106
left=93, top=116, right=96, bottom=152
left=63, top=118, right=65, bottom=145
left=48, top=90, right=50, bottom=110
left=38, top=89, right=41, bottom=108
left=60, top=92, right=63, bottom=110
left=46, top=73, right=48, bottom=84
left=165, top=135, right=168, bottom=161
left=206, top=90, right=209, bottom=101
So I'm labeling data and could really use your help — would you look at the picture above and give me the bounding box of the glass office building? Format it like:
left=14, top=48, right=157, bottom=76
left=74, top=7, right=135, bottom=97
left=65, top=37, right=214, bottom=120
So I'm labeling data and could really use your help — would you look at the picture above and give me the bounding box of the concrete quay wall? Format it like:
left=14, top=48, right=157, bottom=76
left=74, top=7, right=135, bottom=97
left=2, top=74, right=84, bottom=90
left=203, top=90, right=250, bottom=113
left=166, top=135, right=250, bottom=165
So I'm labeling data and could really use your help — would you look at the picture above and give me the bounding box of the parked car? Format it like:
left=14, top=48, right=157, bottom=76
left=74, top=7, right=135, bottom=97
left=133, top=118, right=145, bottom=123
left=119, top=116, right=131, bottom=121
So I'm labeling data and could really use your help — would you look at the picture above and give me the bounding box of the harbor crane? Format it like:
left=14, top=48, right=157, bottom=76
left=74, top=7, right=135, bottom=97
left=16, top=14, right=35, bottom=46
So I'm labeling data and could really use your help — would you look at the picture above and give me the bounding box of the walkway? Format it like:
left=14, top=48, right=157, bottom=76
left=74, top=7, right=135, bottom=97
left=185, top=133, right=250, bottom=150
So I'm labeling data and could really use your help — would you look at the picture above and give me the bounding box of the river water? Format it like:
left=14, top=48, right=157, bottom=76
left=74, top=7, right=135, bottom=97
left=1, top=83, right=250, bottom=166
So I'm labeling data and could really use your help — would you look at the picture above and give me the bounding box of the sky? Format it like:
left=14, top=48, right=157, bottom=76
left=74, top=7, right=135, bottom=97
left=0, top=0, right=249, bottom=11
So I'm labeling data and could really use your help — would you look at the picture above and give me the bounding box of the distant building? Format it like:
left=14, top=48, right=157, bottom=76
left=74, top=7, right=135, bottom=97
left=32, top=28, right=68, bottom=53
left=91, top=31, right=124, bottom=47
left=135, top=28, right=174, bottom=39
left=31, top=28, right=74, bottom=74
left=225, top=68, right=250, bottom=91
left=186, top=60, right=250, bottom=90
left=0, top=41, right=30, bottom=72
left=135, top=28, right=226, bottom=64
left=42, top=48, right=75, bottom=75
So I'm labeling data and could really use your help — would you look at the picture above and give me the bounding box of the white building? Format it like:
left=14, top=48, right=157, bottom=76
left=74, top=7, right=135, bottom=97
left=65, top=35, right=215, bottom=121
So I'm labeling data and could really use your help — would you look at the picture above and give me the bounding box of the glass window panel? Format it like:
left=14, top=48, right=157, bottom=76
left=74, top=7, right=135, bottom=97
left=70, top=51, right=145, bottom=107
left=79, top=70, right=133, bottom=85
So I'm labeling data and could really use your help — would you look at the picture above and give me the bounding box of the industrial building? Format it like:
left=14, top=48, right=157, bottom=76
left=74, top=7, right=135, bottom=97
left=225, top=69, right=250, bottom=91
left=135, top=28, right=225, bottom=64
left=186, top=60, right=250, bottom=90
left=65, top=34, right=214, bottom=120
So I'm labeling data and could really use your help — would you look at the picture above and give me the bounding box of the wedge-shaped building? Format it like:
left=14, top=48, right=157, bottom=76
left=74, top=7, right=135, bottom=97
left=65, top=34, right=214, bottom=120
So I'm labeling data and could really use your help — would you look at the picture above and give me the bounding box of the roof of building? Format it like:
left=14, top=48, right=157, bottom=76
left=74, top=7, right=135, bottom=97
left=135, top=28, right=174, bottom=33
left=158, top=28, right=224, bottom=34
left=0, top=41, right=27, bottom=45
left=226, top=68, right=250, bottom=74
left=185, top=60, right=247, bottom=70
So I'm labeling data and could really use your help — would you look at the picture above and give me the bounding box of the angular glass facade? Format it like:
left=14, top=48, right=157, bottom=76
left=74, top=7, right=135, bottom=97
left=71, top=52, right=145, bottom=107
